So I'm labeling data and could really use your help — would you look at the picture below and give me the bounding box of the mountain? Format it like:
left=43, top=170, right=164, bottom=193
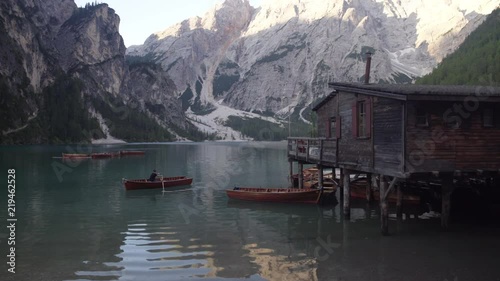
left=0, top=0, right=195, bottom=144
left=416, top=8, right=500, bottom=86
left=1, top=0, right=498, bottom=143
left=127, top=0, right=499, bottom=138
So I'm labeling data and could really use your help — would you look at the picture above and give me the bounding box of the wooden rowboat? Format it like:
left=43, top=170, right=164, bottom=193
left=119, top=150, right=145, bottom=156
left=91, top=152, right=117, bottom=159
left=226, top=187, right=323, bottom=204
left=62, top=153, right=90, bottom=158
left=123, top=176, right=192, bottom=190
left=292, top=167, right=337, bottom=189
left=349, top=178, right=420, bottom=205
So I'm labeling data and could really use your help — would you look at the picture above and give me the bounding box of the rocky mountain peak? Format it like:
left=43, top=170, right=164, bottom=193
left=125, top=0, right=499, bottom=139
left=0, top=0, right=191, bottom=143
left=56, top=3, right=125, bottom=73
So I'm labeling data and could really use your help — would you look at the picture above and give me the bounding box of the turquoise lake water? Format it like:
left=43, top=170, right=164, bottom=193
left=0, top=142, right=499, bottom=281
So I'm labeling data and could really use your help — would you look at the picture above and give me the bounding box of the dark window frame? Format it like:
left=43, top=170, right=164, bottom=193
left=415, top=107, right=429, bottom=127
left=329, top=117, right=336, bottom=139
left=358, top=100, right=367, bottom=137
left=483, top=107, right=494, bottom=128
left=352, top=98, right=371, bottom=139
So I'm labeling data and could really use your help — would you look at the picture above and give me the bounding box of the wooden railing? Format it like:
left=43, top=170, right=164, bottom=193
left=287, top=137, right=337, bottom=164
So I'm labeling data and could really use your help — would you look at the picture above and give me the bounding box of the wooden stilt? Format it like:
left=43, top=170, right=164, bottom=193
left=289, top=159, right=294, bottom=188
left=339, top=168, right=344, bottom=199
left=441, top=174, right=454, bottom=229
left=317, top=164, right=324, bottom=189
left=396, top=183, right=403, bottom=220
left=298, top=162, right=304, bottom=189
left=343, top=169, right=351, bottom=219
left=343, top=214, right=349, bottom=250
left=366, top=173, right=373, bottom=202
left=365, top=203, right=372, bottom=219
left=380, top=175, right=389, bottom=235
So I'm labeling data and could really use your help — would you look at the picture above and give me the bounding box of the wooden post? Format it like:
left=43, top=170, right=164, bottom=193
left=441, top=174, right=454, bottom=229
left=339, top=168, right=344, bottom=199
left=366, top=173, right=373, bottom=202
left=298, top=162, right=304, bottom=189
left=317, top=164, right=324, bottom=189
left=289, top=159, right=294, bottom=188
left=396, top=183, right=403, bottom=220
left=342, top=213, right=349, bottom=251
left=319, top=139, right=324, bottom=162
left=343, top=169, right=351, bottom=219
left=380, top=175, right=389, bottom=235
left=306, top=140, right=310, bottom=162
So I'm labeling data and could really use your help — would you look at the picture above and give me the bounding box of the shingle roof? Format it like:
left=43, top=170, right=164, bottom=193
left=312, top=91, right=336, bottom=111
left=329, top=83, right=500, bottom=101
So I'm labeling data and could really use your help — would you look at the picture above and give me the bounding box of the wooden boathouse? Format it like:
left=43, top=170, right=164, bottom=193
left=288, top=82, right=500, bottom=234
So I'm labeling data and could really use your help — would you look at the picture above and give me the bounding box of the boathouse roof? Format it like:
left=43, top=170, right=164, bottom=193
left=312, top=91, right=337, bottom=111
left=313, top=83, right=500, bottom=110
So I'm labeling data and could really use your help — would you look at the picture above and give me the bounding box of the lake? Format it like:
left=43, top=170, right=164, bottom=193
left=1, top=142, right=499, bottom=281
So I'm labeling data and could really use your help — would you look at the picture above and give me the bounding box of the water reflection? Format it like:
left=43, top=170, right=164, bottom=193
left=244, top=244, right=318, bottom=281
left=1, top=143, right=499, bottom=281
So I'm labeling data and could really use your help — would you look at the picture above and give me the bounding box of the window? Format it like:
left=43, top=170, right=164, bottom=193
left=358, top=101, right=367, bottom=137
left=329, top=117, right=336, bottom=138
left=352, top=99, right=371, bottom=138
left=483, top=108, right=494, bottom=127
left=416, top=107, right=429, bottom=127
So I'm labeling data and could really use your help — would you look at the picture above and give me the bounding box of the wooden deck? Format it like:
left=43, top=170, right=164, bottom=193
left=287, top=137, right=337, bottom=166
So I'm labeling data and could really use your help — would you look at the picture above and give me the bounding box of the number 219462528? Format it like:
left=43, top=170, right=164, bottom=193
left=8, top=169, right=15, bottom=217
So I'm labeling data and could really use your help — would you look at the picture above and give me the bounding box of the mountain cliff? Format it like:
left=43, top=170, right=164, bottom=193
left=1, top=0, right=498, bottom=143
left=0, top=0, right=192, bottom=144
left=127, top=0, right=499, bottom=138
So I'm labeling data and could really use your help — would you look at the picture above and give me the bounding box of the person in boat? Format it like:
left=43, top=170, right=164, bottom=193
left=148, top=169, right=158, bottom=181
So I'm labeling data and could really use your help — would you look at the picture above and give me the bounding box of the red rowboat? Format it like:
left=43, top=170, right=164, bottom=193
left=226, top=187, right=323, bottom=204
left=62, top=153, right=90, bottom=158
left=120, top=150, right=145, bottom=156
left=349, top=178, right=420, bottom=205
left=123, top=176, right=193, bottom=190
left=91, top=152, right=116, bottom=159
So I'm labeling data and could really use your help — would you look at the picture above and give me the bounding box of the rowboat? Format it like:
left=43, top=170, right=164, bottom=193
left=349, top=178, right=420, bottom=205
left=292, top=167, right=337, bottom=189
left=62, top=153, right=90, bottom=158
left=91, top=152, right=118, bottom=159
left=123, top=176, right=192, bottom=190
left=226, top=187, right=323, bottom=204
left=119, top=150, right=145, bottom=156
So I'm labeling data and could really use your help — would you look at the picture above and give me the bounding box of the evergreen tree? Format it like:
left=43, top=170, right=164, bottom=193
left=416, top=9, right=499, bottom=86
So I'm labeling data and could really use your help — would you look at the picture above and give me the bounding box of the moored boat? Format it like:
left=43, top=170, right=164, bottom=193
left=292, top=167, right=337, bottom=189
left=120, top=150, right=145, bottom=156
left=91, top=152, right=116, bottom=159
left=123, top=176, right=193, bottom=190
left=349, top=178, right=421, bottom=205
left=62, top=153, right=90, bottom=158
left=226, top=187, right=323, bottom=204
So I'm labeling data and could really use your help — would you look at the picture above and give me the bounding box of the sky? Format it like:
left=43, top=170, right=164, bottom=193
left=74, top=0, right=262, bottom=47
